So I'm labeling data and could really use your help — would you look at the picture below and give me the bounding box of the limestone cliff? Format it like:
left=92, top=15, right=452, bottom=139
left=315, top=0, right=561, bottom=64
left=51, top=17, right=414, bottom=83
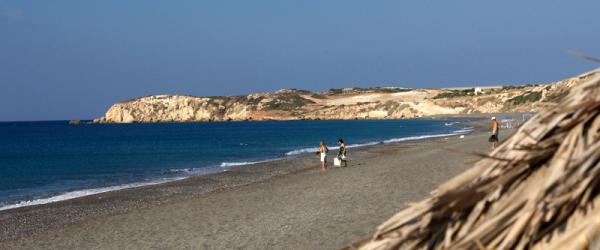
left=94, top=73, right=589, bottom=123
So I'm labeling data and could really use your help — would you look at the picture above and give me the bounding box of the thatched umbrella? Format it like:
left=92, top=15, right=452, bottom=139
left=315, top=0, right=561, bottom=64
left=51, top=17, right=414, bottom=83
left=349, top=68, right=600, bottom=250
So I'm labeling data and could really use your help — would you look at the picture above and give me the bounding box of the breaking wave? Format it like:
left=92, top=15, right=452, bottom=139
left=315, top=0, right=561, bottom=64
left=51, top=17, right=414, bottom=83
left=285, top=126, right=473, bottom=156
left=0, top=177, right=187, bottom=212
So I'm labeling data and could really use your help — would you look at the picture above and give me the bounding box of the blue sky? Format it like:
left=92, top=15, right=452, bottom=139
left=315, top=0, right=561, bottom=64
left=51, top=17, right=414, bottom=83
left=1, top=1, right=599, bottom=121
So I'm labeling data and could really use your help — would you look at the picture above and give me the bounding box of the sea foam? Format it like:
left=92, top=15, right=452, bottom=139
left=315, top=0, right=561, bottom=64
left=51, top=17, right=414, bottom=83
left=284, top=127, right=473, bottom=156
left=0, top=177, right=187, bottom=212
left=219, top=158, right=284, bottom=168
left=284, top=141, right=382, bottom=156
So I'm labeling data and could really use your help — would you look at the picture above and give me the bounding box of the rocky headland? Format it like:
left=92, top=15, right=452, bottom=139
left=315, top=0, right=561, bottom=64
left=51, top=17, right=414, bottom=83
left=94, top=74, right=587, bottom=123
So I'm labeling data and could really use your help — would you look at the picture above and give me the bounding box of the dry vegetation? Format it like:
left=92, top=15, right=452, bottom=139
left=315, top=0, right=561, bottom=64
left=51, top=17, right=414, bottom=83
left=349, top=68, right=600, bottom=249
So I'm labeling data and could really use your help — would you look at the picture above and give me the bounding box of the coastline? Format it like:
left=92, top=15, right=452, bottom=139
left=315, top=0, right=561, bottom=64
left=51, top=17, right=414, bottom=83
left=0, top=117, right=479, bottom=212
left=0, top=114, right=510, bottom=249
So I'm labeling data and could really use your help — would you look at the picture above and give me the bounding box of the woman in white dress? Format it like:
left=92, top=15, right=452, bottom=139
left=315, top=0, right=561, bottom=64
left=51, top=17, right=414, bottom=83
left=318, top=140, right=328, bottom=171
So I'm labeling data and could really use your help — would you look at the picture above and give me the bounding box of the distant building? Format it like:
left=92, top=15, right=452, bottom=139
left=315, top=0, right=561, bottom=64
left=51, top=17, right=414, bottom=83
left=474, top=87, right=484, bottom=95
left=443, top=86, right=502, bottom=94
left=275, top=88, right=298, bottom=94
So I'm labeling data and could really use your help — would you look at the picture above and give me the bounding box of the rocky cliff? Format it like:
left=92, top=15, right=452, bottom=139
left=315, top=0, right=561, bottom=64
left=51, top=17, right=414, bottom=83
left=94, top=73, right=590, bottom=123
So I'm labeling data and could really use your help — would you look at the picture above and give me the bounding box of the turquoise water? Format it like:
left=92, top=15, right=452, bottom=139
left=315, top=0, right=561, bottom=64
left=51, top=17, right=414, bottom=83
left=0, top=119, right=471, bottom=210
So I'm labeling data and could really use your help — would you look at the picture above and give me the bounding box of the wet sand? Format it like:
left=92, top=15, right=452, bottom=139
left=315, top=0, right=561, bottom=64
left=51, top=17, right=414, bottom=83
left=0, top=117, right=509, bottom=249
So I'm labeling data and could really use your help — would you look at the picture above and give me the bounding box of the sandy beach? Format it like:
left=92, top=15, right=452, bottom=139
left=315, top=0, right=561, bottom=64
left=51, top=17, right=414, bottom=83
left=0, top=117, right=510, bottom=249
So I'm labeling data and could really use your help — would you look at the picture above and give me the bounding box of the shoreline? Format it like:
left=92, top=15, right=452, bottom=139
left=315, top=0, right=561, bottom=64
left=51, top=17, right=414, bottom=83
left=0, top=114, right=510, bottom=248
left=0, top=118, right=478, bottom=212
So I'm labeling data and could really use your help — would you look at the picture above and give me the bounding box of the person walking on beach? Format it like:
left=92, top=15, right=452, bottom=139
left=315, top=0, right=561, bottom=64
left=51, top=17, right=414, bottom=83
left=489, top=117, right=500, bottom=150
left=318, top=141, right=329, bottom=171
left=337, top=138, right=348, bottom=167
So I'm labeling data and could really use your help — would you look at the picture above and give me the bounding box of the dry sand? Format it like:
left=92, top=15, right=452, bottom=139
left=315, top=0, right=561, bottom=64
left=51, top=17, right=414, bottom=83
left=0, top=118, right=507, bottom=249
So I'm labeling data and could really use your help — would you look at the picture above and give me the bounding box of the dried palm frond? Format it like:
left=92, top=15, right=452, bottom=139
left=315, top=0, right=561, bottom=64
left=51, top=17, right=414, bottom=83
left=349, top=68, right=600, bottom=250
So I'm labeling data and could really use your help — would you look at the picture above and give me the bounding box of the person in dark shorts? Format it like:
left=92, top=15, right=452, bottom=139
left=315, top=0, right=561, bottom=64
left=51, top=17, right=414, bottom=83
left=489, top=117, right=499, bottom=149
left=337, top=138, right=347, bottom=167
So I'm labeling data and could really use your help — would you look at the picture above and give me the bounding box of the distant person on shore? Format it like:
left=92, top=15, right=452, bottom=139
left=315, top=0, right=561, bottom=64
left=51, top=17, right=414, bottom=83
left=489, top=117, right=499, bottom=149
left=337, top=138, right=347, bottom=167
left=318, top=141, right=329, bottom=171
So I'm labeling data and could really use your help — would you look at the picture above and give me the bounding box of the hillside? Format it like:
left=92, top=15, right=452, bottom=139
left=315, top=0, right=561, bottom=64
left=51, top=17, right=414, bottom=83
left=93, top=73, right=589, bottom=123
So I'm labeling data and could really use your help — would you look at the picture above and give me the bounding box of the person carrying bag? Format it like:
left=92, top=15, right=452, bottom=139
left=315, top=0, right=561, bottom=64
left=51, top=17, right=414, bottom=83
left=336, top=138, right=348, bottom=167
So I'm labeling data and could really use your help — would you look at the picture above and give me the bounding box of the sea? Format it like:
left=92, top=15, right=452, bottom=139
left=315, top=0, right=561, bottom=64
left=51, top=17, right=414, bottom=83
left=0, top=119, right=472, bottom=211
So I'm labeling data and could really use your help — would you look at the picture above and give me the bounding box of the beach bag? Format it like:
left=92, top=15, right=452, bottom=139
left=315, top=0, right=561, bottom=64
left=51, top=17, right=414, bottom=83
left=334, top=157, right=342, bottom=166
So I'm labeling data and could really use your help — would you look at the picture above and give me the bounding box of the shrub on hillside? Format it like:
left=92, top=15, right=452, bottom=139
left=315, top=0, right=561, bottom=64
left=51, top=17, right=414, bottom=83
left=433, top=88, right=475, bottom=99
left=264, top=93, right=315, bottom=110
left=509, top=91, right=542, bottom=105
